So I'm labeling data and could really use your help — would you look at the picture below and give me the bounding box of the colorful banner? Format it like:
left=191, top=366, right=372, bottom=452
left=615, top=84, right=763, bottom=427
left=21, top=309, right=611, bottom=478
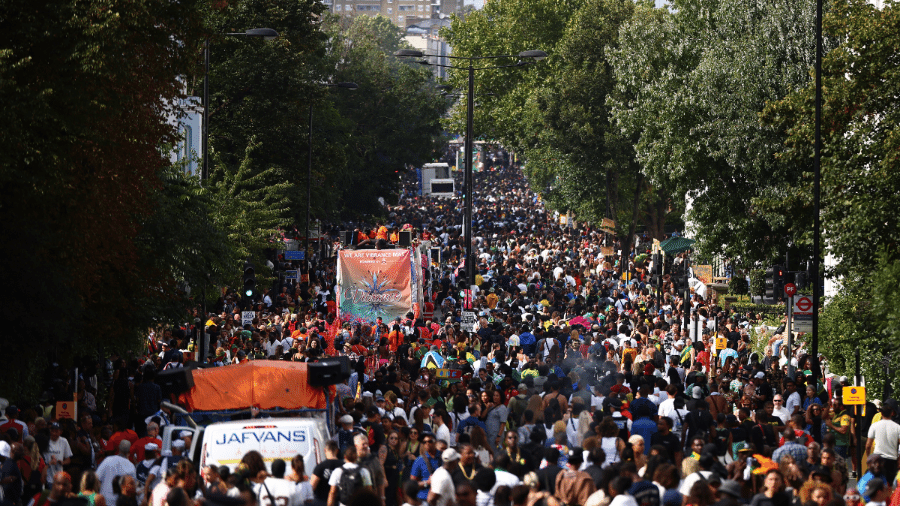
left=337, top=249, right=413, bottom=323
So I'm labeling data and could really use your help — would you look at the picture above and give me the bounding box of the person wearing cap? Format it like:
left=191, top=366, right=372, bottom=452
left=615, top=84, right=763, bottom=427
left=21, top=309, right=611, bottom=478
left=682, top=393, right=714, bottom=453
left=410, top=432, right=441, bottom=502
left=42, top=421, right=73, bottom=487
left=427, top=449, right=459, bottom=506
left=714, top=480, right=743, bottom=506
left=334, top=415, right=355, bottom=455
left=863, top=477, right=891, bottom=506
left=134, top=442, right=158, bottom=497
left=0, top=440, right=21, bottom=506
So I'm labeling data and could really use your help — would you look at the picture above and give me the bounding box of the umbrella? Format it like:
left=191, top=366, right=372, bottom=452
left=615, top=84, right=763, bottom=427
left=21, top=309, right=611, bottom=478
left=421, top=351, right=445, bottom=369
left=568, top=316, right=592, bottom=328
left=659, top=236, right=695, bottom=255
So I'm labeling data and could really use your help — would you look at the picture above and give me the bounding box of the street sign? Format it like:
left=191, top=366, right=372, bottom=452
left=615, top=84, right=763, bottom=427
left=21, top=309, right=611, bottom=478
left=285, top=250, right=305, bottom=260
left=57, top=399, right=76, bottom=420
left=843, top=386, right=866, bottom=405
left=794, top=296, right=813, bottom=313
left=784, top=283, right=797, bottom=297
left=241, top=311, right=255, bottom=327
left=285, top=270, right=299, bottom=280
left=461, top=311, right=476, bottom=332
left=715, top=337, right=727, bottom=350
left=793, top=295, right=813, bottom=332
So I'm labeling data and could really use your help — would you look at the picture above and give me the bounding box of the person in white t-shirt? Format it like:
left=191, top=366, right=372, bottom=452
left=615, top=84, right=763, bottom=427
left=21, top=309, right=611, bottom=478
left=238, top=450, right=303, bottom=506
left=328, top=446, right=373, bottom=506
left=428, top=449, right=459, bottom=506
left=866, top=403, right=900, bottom=481
left=432, top=412, right=452, bottom=447
left=43, top=423, right=73, bottom=487
left=97, top=440, right=136, bottom=506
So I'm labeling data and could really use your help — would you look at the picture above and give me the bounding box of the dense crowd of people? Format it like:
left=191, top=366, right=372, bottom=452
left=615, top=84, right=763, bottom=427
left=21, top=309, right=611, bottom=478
left=1, top=159, right=897, bottom=506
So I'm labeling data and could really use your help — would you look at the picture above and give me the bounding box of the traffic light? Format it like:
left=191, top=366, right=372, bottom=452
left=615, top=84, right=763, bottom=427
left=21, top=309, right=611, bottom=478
left=652, top=253, right=662, bottom=276
left=773, top=265, right=785, bottom=298
left=243, top=261, right=256, bottom=299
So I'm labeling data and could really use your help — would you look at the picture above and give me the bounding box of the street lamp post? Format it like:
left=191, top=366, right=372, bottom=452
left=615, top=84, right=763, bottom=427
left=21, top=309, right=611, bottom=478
left=199, top=27, right=278, bottom=363
left=306, top=82, right=358, bottom=266
left=396, top=49, right=546, bottom=297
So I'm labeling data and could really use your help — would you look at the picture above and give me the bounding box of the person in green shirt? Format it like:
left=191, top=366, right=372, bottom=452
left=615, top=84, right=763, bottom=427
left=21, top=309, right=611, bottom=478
left=827, top=398, right=854, bottom=470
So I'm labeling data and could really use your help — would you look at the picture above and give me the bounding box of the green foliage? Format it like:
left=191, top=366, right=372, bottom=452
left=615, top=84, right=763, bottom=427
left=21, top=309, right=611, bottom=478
left=324, top=15, right=449, bottom=218
left=729, top=302, right=784, bottom=317
left=443, top=0, right=678, bottom=240
left=202, top=0, right=330, bottom=226
left=208, top=139, right=291, bottom=284
left=728, top=276, right=749, bottom=296
left=764, top=0, right=900, bottom=280
left=0, top=0, right=204, bottom=399
left=819, top=280, right=898, bottom=401
left=609, top=0, right=828, bottom=267
left=761, top=0, right=900, bottom=395
left=749, top=269, right=766, bottom=297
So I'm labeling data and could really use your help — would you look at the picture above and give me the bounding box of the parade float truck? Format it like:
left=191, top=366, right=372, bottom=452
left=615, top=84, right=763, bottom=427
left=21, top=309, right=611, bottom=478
left=161, top=361, right=340, bottom=474
left=336, top=246, right=427, bottom=324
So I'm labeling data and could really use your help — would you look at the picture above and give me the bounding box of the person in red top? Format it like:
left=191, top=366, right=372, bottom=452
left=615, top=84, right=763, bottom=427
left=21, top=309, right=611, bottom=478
left=349, top=338, right=368, bottom=357
left=128, top=422, right=162, bottom=463
left=418, top=324, right=432, bottom=343
left=104, top=417, right=138, bottom=456
left=31, top=471, right=72, bottom=506
left=0, top=406, right=28, bottom=442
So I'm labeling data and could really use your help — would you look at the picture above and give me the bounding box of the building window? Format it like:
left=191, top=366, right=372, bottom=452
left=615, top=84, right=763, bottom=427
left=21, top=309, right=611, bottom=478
left=357, top=4, right=380, bottom=10
left=418, top=4, right=423, bottom=10
left=387, top=7, right=392, bottom=12
left=399, top=5, right=414, bottom=10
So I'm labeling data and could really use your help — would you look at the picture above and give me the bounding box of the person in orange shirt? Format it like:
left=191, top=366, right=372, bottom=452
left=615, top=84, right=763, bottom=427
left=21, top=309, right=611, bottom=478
left=389, top=228, right=399, bottom=244
left=388, top=325, right=403, bottom=352
left=291, top=326, right=308, bottom=341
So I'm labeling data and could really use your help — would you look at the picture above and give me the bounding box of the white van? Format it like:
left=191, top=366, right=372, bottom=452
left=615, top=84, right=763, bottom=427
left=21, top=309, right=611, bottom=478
left=192, top=417, right=329, bottom=475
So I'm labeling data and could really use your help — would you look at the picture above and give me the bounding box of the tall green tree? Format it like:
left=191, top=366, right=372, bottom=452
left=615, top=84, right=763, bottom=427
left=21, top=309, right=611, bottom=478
left=442, top=0, right=675, bottom=245
left=324, top=15, right=449, bottom=217
left=609, top=0, right=827, bottom=267
left=767, top=0, right=900, bottom=391
left=0, top=0, right=205, bottom=397
left=202, top=0, right=332, bottom=227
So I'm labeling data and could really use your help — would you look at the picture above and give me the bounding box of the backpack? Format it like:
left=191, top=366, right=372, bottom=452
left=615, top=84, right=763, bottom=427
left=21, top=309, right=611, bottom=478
left=339, top=465, right=365, bottom=505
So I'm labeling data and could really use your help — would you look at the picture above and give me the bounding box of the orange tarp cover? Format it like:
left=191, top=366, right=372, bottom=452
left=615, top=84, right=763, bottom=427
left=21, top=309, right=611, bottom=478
left=178, top=361, right=330, bottom=411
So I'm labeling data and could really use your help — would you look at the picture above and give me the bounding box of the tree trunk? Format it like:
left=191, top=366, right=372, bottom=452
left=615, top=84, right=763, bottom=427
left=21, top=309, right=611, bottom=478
left=647, top=187, right=668, bottom=240
left=622, top=172, right=645, bottom=259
